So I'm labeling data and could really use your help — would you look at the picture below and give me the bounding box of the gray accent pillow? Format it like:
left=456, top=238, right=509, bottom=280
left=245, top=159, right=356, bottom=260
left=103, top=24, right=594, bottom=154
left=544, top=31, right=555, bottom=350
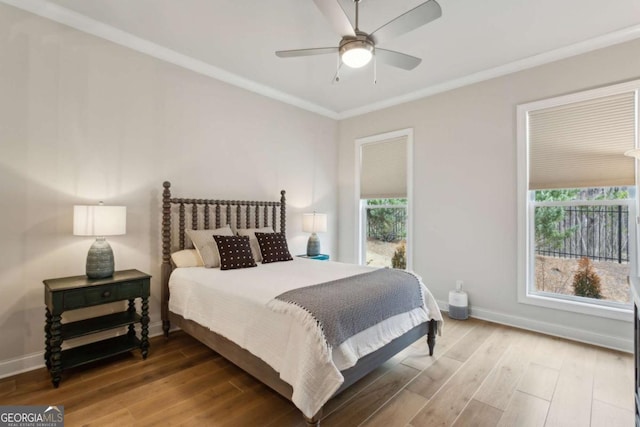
left=186, top=224, right=234, bottom=268
left=213, top=235, right=257, bottom=270
left=255, top=232, right=293, bottom=263
left=237, top=227, right=274, bottom=262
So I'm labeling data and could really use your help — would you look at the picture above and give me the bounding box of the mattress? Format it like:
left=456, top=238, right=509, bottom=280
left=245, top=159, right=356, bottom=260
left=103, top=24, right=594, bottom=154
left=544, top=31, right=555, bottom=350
left=169, top=257, right=442, bottom=417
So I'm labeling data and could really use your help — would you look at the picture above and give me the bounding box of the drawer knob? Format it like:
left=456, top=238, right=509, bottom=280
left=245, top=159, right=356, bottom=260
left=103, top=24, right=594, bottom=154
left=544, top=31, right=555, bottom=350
left=102, top=290, right=111, bottom=298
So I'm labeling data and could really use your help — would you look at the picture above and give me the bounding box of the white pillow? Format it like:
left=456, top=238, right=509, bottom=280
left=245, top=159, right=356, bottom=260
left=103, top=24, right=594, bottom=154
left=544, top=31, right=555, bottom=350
left=186, top=225, right=234, bottom=268
left=237, top=227, right=274, bottom=262
left=171, top=249, right=203, bottom=268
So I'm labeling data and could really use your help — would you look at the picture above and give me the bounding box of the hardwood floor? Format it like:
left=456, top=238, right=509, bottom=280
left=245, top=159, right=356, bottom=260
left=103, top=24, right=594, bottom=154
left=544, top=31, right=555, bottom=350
left=0, top=317, right=633, bottom=426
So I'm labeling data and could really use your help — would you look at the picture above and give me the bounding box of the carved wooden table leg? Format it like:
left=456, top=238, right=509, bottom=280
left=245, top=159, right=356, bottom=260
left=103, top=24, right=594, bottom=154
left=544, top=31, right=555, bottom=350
left=44, top=308, right=52, bottom=370
left=127, top=299, right=136, bottom=339
left=141, top=296, right=149, bottom=359
left=50, top=314, right=62, bottom=387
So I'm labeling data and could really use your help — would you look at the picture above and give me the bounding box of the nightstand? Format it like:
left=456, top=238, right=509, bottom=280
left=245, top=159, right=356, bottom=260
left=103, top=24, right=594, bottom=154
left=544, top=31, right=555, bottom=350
left=297, top=254, right=330, bottom=261
left=43, top=269, right=151, bottom=387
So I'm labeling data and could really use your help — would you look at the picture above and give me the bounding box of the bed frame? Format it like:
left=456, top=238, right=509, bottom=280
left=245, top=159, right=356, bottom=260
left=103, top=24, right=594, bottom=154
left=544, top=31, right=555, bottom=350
left=160, top=181, right=437, bottom=426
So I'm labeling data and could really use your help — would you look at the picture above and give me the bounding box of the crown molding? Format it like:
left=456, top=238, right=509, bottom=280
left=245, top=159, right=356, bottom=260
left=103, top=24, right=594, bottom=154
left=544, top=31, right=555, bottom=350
left=337, top=23, right=640, bottom=119
left=3, top=0, right=640, bottom=121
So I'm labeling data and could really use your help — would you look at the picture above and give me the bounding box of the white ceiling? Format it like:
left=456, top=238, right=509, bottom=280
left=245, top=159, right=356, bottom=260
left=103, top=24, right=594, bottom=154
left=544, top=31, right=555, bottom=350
left=6, top=0, right=640, bottom=118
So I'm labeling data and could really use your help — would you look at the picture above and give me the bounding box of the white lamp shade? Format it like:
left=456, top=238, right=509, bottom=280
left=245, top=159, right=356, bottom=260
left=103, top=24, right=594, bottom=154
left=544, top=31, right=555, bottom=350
left=302, top=213, right=327, bottom=233
left=74, top=205, right=126, bottom=236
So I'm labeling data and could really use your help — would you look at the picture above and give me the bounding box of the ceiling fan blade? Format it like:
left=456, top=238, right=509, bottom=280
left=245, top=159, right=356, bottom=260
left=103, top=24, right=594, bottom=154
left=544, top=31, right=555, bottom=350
left=276, top=47, right=338, bottom=58
left=312, top=0, right=356, bottom=37
left=370, top=0, right=442, bottom=45
left=376, top=48, right=422, bottom=70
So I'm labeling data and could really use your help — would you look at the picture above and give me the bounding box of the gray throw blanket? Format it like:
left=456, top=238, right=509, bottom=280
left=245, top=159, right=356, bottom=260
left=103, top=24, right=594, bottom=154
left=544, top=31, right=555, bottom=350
left=274, top=268, right=424, bottom=348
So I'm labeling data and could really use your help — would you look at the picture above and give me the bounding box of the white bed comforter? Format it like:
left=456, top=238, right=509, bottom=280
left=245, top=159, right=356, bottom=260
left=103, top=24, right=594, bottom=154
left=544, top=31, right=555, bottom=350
left=169, top=258, right=442, bottom=418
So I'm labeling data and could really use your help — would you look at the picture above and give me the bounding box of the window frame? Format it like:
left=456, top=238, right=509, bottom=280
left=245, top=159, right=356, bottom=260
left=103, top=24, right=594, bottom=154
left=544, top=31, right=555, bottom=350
left=517, top=80, right=640, bottom=322
left=355, top=129, right=414, bottom=270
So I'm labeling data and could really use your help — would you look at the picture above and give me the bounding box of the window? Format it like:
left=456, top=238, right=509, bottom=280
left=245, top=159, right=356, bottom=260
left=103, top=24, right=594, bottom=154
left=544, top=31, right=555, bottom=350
left=517, top=81, right=639, bottom=320
left=363, top=198, right=407, bottom=268
left=356, top=129, right=413, bottom=270
left=532, top=187, right=633, bottom=306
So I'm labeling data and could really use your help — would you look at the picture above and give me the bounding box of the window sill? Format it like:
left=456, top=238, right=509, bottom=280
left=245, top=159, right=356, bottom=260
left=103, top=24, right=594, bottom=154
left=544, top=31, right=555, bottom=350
left=518, top=291, right=633, bottom=322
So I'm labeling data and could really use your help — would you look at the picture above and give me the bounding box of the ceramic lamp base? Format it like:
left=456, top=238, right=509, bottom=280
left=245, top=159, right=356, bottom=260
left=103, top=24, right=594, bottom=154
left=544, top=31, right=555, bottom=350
left=86, top=237, right=115, bottom=279
left=306, top=233, right=321, bottom=257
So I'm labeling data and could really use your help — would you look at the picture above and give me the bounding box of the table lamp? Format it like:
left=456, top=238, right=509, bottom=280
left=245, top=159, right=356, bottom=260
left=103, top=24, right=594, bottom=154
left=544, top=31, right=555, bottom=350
left=74, top=203, right=126, bottom=279
left=302, top=212, right=327, bottom=256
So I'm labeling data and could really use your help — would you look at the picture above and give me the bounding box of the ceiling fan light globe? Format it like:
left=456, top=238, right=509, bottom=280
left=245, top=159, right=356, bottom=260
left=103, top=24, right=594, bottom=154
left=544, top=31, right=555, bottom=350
left=340, top=39, right=374, bottom=68
left=342, top=48, right=372, bottom=68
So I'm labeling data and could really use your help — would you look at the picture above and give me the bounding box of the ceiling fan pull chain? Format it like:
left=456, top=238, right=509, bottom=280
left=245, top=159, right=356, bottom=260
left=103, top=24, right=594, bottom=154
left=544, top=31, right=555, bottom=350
left=374, top=53, right=377, bottom=84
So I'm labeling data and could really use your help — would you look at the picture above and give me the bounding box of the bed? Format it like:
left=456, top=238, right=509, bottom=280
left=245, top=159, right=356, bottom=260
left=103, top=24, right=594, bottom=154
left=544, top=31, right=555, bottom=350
left=160, top=181, right=442, bottom=426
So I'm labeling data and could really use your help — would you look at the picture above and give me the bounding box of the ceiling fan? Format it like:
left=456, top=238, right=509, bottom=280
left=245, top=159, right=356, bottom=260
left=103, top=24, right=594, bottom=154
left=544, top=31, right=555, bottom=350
left=276, top=0, right=442, bottom=81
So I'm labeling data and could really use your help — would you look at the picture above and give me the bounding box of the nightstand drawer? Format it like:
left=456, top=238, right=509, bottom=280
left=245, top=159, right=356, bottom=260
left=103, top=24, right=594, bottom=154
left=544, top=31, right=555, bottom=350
left=64, top=284, right=121, bottom=309
left=117, top=280, right=146, bottom=299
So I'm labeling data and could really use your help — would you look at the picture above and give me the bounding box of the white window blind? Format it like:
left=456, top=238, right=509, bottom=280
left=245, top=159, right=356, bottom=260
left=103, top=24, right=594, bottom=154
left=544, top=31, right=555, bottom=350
left=528, top=92, right=636, bottom=190
left=360, top=137, right=407, bottom=199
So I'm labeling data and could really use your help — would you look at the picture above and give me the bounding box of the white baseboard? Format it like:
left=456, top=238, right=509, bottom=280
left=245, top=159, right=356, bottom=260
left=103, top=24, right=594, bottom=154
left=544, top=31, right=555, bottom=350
left=0, top=321, right=166, bottom=380
left=437, top=300, right=633, bottom=353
